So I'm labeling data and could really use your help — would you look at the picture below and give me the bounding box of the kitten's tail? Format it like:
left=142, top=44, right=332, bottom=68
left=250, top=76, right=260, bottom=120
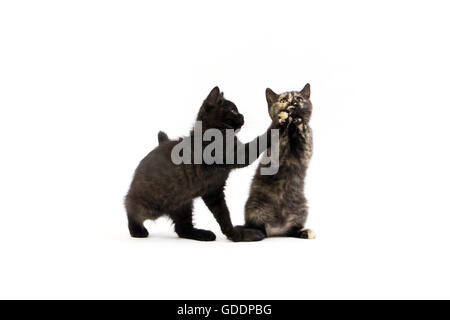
left=158, top=131, right=169, bottom=144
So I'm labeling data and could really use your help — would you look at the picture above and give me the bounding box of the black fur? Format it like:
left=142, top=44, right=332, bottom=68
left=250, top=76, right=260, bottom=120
left=157, top=131, right=169, bottom=145
left=125, top=87, right=273, bottom=241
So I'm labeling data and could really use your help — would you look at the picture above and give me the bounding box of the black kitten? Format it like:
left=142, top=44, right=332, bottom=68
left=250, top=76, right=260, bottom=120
left=125, top=87, right=271, bottom=241
left=239, top=84, right=315, bottom=241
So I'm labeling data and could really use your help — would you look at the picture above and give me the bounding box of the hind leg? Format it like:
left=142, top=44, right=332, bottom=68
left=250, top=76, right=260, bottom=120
left=284, top=207, right=314, bottom=239
left=297, top=228, right=316, bottom=239
left=128, top=215, right=149, bottom=238
left=286, top=226, right=316, bottom=239
left=125, top=197, right=158, bottom=238
left=242, top=202, right=279, bottom=241
left=172, top=203, right=216, bottom=241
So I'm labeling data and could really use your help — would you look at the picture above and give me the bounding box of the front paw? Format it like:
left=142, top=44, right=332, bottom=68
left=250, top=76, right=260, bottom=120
left=294, top=118, right=304, bottom=132
left=178, top=228, right=216, bottom=241
left=278, top=111, right=289, bottom=125
left=229, top=226, right=265, bottom=242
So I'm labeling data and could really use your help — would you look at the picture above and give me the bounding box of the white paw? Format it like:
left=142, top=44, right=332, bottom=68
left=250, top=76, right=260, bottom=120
left=278, top=111, right=289, bottom=124
left=300, top=228, right=316, bottom=239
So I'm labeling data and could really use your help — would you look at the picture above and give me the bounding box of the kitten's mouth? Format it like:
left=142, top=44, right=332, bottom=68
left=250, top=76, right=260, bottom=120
left=223, top=116, right=244, bottom=129
left=287, top=105, right=304, bottom=120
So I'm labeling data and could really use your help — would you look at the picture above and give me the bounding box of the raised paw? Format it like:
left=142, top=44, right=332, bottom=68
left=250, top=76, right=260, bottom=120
left=298, top=228, right=316, bottom=239
left=293, top=117, right=304, bottom=132
left=278, top=111, right=289, bottom=124
left=178, top=228, right=216, bottom=241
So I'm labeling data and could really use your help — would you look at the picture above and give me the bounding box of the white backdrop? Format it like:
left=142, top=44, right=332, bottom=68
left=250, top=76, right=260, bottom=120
left=1, top=0, right=450, bottom=299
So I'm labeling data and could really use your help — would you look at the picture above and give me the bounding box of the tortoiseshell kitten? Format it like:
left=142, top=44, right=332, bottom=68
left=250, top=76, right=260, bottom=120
left=125, top=87, right=271, bottom=242
left=239, top=84, right=315, bottom=241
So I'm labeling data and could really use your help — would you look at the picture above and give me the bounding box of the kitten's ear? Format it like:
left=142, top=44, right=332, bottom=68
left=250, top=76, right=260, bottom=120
left=265, top=88, right=278, bottom=106
left=206, top=86, right=221, bottom=105
left=300, top=83, right=311, bottom=99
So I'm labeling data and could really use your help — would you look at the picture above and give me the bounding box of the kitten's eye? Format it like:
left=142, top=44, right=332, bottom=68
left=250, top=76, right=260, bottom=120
left=280, top=98, right=288, bottom=103
left=296, top=97, right=304, bottom=103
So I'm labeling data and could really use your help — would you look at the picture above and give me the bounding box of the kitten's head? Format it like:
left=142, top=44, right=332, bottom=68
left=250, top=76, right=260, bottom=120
left=266, top=83, right=312, bottom=123
left=197, top=87, right=244, bottom=130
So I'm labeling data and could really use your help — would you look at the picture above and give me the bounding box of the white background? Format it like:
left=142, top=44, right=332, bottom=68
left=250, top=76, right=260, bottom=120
left=1, top=0, right=450, bottom=299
